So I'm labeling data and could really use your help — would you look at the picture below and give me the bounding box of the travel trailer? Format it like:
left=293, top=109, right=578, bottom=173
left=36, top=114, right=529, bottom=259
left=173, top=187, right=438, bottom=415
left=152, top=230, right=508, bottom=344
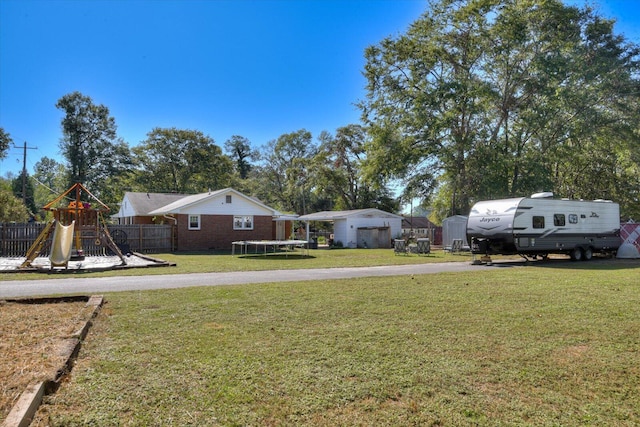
left=466, top=193, right=620, bottom=261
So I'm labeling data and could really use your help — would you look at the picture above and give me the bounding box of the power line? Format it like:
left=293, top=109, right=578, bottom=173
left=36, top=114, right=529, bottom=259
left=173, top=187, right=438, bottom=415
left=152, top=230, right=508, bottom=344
left=29, top=174, right=61, bottom=197
left=13, top=141, right=38, bottom=205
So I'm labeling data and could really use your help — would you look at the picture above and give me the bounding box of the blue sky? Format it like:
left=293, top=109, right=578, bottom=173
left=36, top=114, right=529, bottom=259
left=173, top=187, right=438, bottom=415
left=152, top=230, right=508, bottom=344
left=1, top=0, right=639, bottom=177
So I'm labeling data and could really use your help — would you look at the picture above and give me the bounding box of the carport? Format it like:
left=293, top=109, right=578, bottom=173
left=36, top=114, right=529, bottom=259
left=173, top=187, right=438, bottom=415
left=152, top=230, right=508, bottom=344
left=298, top=209, right=402, bottom=248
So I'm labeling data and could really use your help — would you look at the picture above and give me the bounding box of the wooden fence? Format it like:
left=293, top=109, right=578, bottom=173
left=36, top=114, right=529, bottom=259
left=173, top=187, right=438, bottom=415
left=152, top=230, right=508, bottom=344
left=0, top=223, right=174, bottom=257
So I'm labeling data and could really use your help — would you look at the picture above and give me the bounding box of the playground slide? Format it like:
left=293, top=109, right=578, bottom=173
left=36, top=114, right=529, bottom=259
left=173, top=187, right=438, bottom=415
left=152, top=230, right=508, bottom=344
left=50, top=220, right=75, bottom=267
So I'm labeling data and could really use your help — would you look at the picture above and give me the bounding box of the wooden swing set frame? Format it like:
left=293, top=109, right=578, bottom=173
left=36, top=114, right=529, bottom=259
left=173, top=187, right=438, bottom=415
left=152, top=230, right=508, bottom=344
left=20, top=183, right=126, bottom=269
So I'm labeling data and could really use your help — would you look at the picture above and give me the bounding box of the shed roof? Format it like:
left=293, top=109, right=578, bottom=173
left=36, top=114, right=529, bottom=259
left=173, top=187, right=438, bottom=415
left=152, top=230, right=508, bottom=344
left=298, top=208, right=402, bottom=221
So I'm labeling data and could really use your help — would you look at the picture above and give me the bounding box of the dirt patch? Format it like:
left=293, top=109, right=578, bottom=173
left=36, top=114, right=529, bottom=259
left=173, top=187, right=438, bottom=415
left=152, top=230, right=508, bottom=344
left=0, top=297, right=98, bottom=422
left=553, top=344, right=591, bottom=365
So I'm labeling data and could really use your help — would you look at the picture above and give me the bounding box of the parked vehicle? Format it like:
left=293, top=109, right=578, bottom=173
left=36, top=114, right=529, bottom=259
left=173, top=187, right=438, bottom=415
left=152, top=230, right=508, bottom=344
left=466, top=193, right=620, bottom=261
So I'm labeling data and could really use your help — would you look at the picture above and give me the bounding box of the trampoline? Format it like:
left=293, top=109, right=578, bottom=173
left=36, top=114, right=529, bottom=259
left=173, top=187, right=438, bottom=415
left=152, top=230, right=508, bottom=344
left=232, top=240, right=309, bottom=257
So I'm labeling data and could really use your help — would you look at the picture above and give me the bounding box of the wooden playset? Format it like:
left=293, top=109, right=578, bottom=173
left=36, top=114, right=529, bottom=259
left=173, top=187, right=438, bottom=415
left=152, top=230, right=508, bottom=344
left=20, top=183, right=126, bottom=269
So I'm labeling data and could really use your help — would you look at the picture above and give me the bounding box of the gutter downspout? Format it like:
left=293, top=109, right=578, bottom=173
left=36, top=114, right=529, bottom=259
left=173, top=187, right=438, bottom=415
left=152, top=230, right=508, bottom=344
left=163, top=214, right=178, bottom=251
left=306, top=220, right=310, bottom=244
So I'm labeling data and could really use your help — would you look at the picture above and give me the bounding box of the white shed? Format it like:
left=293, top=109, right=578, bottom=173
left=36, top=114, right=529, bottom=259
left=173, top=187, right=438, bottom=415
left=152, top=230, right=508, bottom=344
left=298, top=209, right=403, bottom=249
left=442, top=215, right=469, bottom=249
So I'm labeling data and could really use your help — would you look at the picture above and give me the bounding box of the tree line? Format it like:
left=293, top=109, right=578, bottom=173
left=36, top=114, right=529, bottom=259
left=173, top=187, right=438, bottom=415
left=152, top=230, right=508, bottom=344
left=2, top=0, right=639, bottom=223
left=0, top=94, right=395, bottom=223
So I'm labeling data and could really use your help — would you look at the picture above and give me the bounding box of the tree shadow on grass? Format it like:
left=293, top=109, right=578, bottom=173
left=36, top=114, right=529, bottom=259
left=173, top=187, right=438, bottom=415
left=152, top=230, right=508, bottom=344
left=533, top=257, right=640, bottom=271
left=485, top=257, right=639, bottom=271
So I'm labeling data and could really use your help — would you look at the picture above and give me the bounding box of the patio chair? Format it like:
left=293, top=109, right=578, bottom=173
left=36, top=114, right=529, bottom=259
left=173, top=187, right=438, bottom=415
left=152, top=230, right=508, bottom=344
left=394, top=239, right=408, bottom=255
left=451, top=238, right=463, bottom=253
left=416, top=238, right=431, bottom=255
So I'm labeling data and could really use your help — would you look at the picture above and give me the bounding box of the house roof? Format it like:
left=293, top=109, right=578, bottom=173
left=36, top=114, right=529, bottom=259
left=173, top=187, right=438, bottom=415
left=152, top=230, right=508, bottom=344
left=148, top=191, right=218, bottom=214
left=147, top=188, right=283, bottom=216
left=119, top=192, right=189, bottom=216
left=298, top=208, right=403, bottom=221
left=402, top=216, right=438, bottom=229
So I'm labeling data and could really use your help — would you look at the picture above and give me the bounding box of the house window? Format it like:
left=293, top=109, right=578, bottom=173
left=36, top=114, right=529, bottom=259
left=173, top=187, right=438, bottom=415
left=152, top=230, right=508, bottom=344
left=532, top=216, right=545, bottom=229
left=234, top=215, right=253, bottom=230
left=226, top=195, right=232, bottom=204
left=553, top=214, right=565, bottom=226
left=189, top=215, right=201, bottom=230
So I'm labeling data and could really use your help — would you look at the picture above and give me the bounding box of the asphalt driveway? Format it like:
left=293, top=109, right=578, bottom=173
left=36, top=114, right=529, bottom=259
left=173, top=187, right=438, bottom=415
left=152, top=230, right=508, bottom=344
left=0, top=261, right=515, bottom=298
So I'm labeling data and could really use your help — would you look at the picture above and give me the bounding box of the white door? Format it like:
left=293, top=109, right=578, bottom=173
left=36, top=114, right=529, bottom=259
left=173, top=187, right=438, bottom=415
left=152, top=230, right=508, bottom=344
left=276, top=221, right=286, bottom=240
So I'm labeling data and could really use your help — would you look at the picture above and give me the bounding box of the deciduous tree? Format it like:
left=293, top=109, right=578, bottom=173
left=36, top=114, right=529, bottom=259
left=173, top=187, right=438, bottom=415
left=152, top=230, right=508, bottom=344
left=11, top=172, right=36, bottom=214
left=256, top=129, right=316, bottom=214
left=313, top=125, right=398, bottom=211
left=0, top=127, right=11, bottom=161
left=133, top=127, right=233, bottom=193
left=360, top=0, right=640, bottom=218
left=0, top=181, right=29, bottom=222
left=224, top=135, right=256, bottom=180
left=33, top=157, right=67, bottom=219
left=56, top=92, right=133, bottom=198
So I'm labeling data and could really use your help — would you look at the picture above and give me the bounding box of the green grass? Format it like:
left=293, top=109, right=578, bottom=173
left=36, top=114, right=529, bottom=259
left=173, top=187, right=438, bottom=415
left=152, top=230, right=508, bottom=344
left=39, top=263, right=640, bottom=426
left=0, top=248, right=478, bottom=281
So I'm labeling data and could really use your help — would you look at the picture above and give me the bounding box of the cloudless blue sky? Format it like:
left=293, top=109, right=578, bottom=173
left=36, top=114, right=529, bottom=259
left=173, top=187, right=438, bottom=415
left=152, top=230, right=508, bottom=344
left=1, top=0, right=639, bottom=177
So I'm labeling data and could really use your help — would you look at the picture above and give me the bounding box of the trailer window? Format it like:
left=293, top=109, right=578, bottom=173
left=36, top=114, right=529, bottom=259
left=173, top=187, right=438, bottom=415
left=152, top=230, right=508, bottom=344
left=533, top=216, right=545, bottom=228
left=569, top=214, right=578, bottom=224
left=554, top=214, right=566, bottom=226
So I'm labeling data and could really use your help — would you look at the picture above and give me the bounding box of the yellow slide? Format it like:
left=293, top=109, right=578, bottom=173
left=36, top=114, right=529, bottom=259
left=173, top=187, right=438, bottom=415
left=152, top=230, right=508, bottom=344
left=49, top=220, right=75, bottom=268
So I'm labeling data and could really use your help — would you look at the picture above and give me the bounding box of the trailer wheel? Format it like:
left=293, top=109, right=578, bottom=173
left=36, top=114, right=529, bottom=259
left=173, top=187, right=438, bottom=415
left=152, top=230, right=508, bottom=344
left=583, top=247, right=593, bottom=261
left=570, top=247, right=583, bottom=261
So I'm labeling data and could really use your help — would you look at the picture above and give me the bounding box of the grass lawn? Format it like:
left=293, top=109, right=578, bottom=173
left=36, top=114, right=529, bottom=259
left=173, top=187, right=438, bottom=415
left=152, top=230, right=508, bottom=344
left=35, top=261, right=639, bottom=426
left=0, top=248, right=480, bottom=281
left=157, top=248, right=478, bottom=272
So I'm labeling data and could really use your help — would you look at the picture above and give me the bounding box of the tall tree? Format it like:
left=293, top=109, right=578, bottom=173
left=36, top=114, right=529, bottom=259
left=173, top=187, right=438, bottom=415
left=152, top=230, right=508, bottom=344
left=0, top=127, right=11, bottom=161
left=33, top=157, right=67, bottom=219
left=361, top=0, right=491, bottom=215
left=360, top=0, right=640, bottom=218
left=313, top=125, right=398, bottom=211
left=257, top=129, right=316, bottom=214
left=133, top=127, right=233, bottom=193
left=224, top=135, right=255, bottom=179
left=11, top=172, right=37, bottom=214
left=34, top=157, right=66, bottom=192
left=56, top=92, right=133, bottom=197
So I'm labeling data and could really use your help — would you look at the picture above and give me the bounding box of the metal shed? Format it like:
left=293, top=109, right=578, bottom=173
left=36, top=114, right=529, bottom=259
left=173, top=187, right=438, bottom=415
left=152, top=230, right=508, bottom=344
left=442, top=215, right=469, bottom=249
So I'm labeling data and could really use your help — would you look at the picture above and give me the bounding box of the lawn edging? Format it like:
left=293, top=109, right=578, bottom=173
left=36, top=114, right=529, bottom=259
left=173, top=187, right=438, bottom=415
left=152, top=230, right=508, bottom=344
left=2, top=295, right=104, bottom=427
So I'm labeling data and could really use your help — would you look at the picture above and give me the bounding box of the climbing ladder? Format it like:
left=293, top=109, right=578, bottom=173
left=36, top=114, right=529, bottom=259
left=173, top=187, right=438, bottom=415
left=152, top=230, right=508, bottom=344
left=20, top=220, right=55, bottom=269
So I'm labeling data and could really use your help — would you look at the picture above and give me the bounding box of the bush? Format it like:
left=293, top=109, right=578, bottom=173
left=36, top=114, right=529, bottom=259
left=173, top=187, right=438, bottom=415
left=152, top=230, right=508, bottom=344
left=0, top=187, right=29, bottom=222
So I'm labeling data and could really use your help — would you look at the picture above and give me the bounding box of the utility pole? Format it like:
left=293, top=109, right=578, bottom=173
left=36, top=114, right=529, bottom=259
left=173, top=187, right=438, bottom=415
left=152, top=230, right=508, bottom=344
left=14, top=142, right=37, bottom=206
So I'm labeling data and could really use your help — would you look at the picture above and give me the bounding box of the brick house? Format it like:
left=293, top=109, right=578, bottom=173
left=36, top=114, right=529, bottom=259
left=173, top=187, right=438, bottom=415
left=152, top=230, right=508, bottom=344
left=114, top=188, right=292, bottom=251
left=401, top=215, right=442, bottom=245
